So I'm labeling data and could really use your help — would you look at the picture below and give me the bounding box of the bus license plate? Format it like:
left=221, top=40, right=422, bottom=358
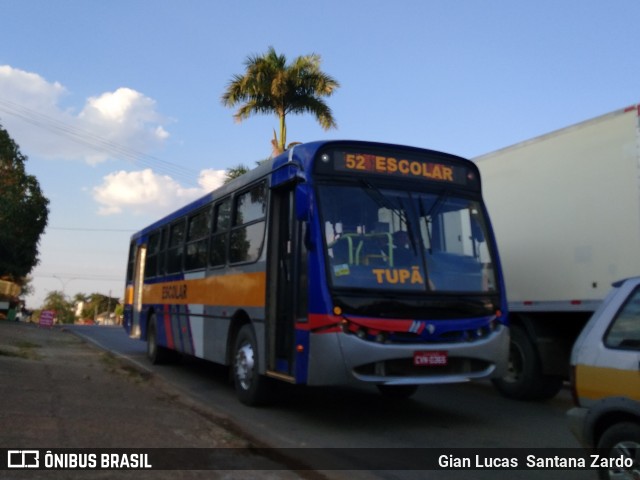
left=414, top=351, right=448, bottom=366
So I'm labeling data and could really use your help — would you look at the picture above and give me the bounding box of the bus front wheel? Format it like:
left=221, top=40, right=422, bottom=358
left=233, top=324, right=271, bottom=406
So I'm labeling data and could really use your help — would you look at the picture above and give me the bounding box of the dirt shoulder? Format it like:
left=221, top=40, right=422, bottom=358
left=0, top=321, right=309, bottom=479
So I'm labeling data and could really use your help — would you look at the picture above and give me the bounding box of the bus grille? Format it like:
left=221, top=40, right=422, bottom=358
left=353, top=357, right=490, bottom=378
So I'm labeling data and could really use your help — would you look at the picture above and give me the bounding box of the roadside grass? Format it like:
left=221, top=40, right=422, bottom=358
left=100, top=352, right=152, bottom=384
left=0, top=340, right=43, bottom=360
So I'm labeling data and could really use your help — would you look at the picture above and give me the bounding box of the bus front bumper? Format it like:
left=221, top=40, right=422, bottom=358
left=306, top=325, right=509, bottom=386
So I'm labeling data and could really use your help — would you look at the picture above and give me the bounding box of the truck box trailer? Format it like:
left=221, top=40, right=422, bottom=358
left=474, top=104, right=640, bottom=400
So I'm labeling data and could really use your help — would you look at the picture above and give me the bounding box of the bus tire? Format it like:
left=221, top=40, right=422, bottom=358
left=491, top=325, right=563, bottom=401
left=377, top=384, right=418, bottom=399
left=147, top=314, right=173, bottom=365
left=233, top=324, right=271, bottom=406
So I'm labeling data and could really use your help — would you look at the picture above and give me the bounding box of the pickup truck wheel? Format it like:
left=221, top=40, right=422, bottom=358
left=491, top=325, right=563, bottom=401
left=596, top=422, right=640, bottom=480
left=233, top=324, right=271, bottom=406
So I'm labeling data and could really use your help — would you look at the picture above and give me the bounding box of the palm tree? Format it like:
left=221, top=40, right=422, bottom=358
left=41, top=290, right=74, bottom=324
left=223, top=163, right=250, bottom=184
left=222, top=47, right=340, bottom=156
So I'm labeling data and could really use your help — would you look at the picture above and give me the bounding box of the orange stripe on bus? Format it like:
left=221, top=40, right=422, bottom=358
left=141, top=271, right=266, bottom=307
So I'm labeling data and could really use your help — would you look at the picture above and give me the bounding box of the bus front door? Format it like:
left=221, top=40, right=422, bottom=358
left=266, top=186, right=306, bottom=381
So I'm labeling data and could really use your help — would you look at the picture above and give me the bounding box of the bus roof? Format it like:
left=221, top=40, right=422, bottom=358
left=131, top=140, right=472, bottom=240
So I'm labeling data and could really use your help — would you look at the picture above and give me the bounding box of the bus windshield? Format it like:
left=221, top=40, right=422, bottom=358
left=318, top=183, right=497, bottom=293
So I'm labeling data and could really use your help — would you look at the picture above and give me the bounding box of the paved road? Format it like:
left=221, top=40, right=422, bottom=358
left=68, top=324, right=591, bottom=480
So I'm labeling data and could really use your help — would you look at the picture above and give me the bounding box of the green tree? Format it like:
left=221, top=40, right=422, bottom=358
left=223, top=163, right=251, bottom=184
left=73, top=293, right=89, bottom=304
left=18, top=276, right=34, bottom=299
left=223, top=159, right=270, bottom=184
left=77, top=292, right=119, bottom=321
left=41, top=290, right=74, bottom=324
left=88, top=293, right=118, bottom=315
left=0, top=124, right=49, bottom=281
left=222, top=46, right=340, bottom=156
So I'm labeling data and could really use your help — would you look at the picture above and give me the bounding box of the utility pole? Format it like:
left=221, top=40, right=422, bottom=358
left=107, top=290, right=112, bottom=325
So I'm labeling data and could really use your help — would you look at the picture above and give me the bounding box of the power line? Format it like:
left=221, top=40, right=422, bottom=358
left=35, top=274, right=123, bottom=281
left=0, top=98, right=201, bottom=187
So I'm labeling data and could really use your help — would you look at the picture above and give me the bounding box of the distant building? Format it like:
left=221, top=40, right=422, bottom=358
left=0, top=279, right=21, bottom=321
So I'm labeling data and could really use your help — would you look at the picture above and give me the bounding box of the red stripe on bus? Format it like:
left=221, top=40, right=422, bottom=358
left=164, top=304, right=174, bottom=349
left=303, top=313, right=425, bottom=334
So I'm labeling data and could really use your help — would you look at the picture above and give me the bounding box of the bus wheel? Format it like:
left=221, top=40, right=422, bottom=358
left=233, top=325, right=271, bottom=406
left=376, top=384, right=418, bottom=399
left=147, top=314, right=173, bottom=365
left=491, top=325, right=563, bottom=401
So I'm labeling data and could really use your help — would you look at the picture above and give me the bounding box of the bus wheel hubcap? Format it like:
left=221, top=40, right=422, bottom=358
left=236, top=343, right=255, bottom=390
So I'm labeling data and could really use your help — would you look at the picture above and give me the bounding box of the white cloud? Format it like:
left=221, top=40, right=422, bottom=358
left=0, top=65, right=170, bottom=164
left=93, top=168, right=226, bottom=216
left=84, top=88, right=145, bottom=123
left=197, top=169, right=227, bottom=190
left=0, top=65, right=66, bottom=110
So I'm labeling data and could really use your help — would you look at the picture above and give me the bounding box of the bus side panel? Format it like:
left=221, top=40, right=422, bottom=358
left=174, top=305, right=195, bottom=356
left=305, top=217, right=334, bottom=317
left=294, top=329, right=310, bottom=383
left=202, top=306, right=233, bottom=365
left=306, top=333, right=351, bottom=385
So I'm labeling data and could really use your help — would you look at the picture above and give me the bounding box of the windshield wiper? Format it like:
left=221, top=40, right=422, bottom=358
left=425, top=189, right=451, bottom=218
left=359, top=179, right=405, bottom=219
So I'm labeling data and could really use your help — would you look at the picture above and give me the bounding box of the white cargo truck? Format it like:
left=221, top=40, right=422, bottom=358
left=474, top=104, right=640, bottom=400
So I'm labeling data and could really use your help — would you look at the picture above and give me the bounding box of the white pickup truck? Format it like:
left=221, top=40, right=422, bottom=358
left=566, top=276, right=640, bottom=479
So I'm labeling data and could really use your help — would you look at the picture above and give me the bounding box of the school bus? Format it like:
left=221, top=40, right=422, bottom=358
left=124, top=140, right=509, bottom=405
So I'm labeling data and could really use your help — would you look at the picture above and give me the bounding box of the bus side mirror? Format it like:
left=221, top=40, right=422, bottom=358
left=295, top=184, right=312, bottom=221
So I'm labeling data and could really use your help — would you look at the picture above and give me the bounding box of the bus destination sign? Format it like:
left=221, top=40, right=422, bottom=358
left=330, top=151, right=471, bottom=185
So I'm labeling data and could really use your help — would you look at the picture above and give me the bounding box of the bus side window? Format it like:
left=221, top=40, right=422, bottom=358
left=230, top=182, right=267, bottom=264
left=144, top=231, right=161, bottom=278
left=185, top=208, right=211, bottom=271
left=167, top=221, right=186, bottom=274
left=126, top=241, right=136, bottom=283
left=158, top=227, right=168, bottom=275
left=210, top=198, right=231, bottom=267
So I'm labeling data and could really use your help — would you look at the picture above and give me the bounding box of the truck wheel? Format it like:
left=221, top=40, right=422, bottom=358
left=147, top=314, right=173, bottom=365
left=233, top=324, right=271, bottom=406
left=491, top=325, right=563, bottom=401
left=596, top=422, right=640, bottom=480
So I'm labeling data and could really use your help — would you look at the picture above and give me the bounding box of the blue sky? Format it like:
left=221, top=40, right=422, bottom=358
left=2, top=0, right=639, bottom=308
